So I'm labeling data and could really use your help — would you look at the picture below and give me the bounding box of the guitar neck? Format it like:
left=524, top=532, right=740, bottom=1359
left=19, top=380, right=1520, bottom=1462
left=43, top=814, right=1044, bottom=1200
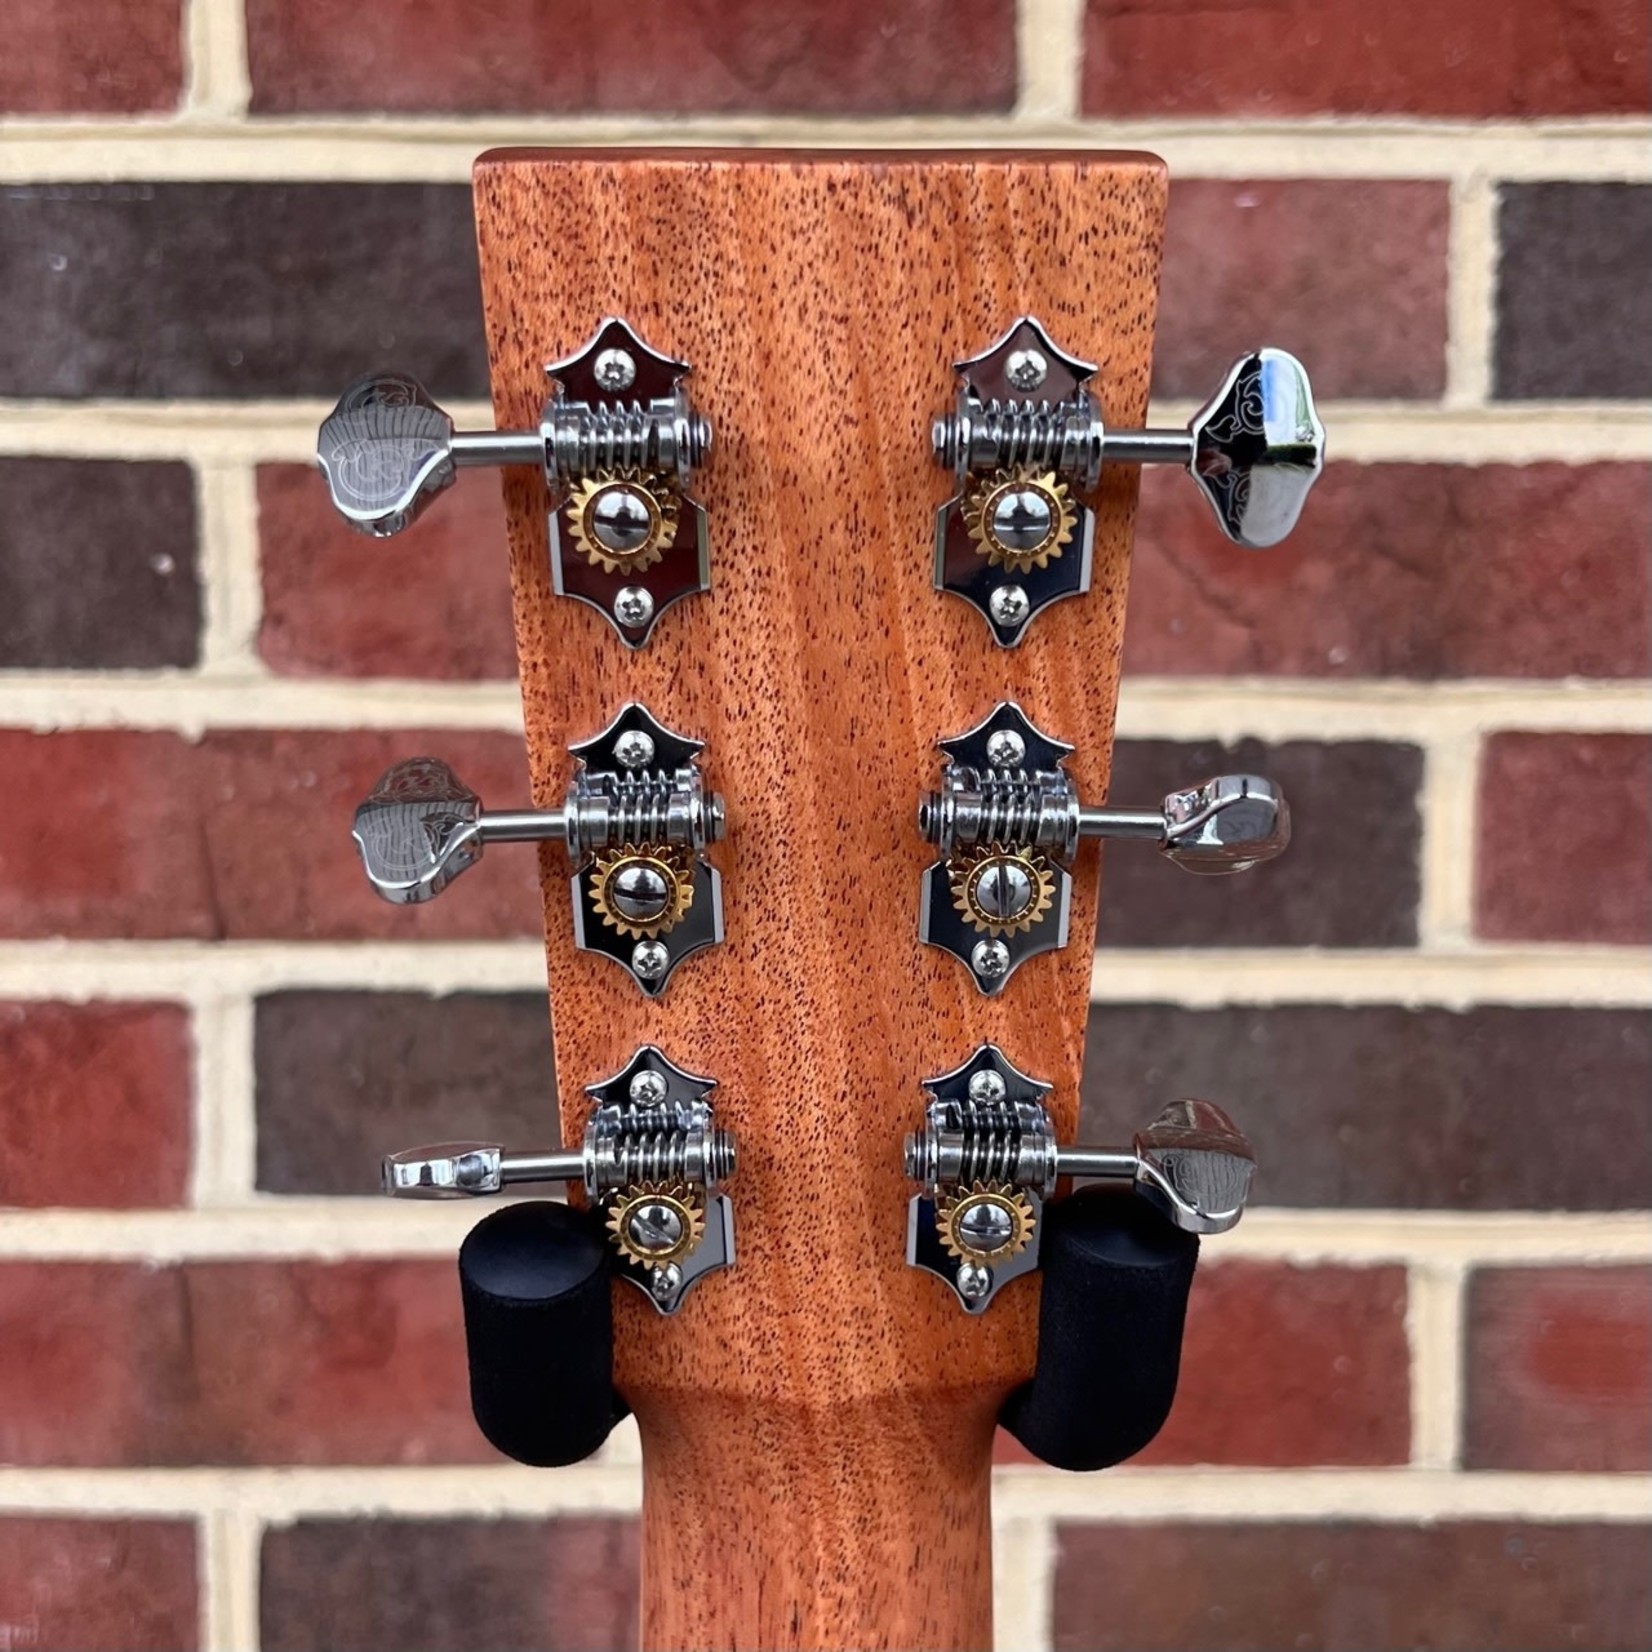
left=471, top=150, right=1167, bottom=1650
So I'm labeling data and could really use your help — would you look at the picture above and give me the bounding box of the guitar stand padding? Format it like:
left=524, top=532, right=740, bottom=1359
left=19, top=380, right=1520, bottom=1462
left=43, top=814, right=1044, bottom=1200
left=458, top=1199, right=629, bottom=1467
left=999, top=1186, right=1199, bottom=1471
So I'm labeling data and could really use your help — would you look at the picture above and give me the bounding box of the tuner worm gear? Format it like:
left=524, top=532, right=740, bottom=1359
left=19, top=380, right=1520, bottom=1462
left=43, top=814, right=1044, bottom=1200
left=607, top=1182, right=705, bottom=1268
left=937, top=1182, right=1037, bottom=1263
left=565, top=470, right=678, bottom=574
left=590, top=844, right=695, bottom=939
left=961, top=468, right=1077, bottom=574
left=948, top=844, right=1057, bottom=936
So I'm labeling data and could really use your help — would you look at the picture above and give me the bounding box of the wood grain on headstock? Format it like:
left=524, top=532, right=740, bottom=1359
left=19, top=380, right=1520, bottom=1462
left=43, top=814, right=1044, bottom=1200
left=472, top=150, right=1166, bottom=1652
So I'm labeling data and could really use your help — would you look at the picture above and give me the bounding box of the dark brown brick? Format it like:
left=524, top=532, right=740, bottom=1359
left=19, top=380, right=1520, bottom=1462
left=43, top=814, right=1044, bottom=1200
left=0, top=0, right=183, bottom=114
left=258, top=464, right=516, bottom=679
left=261, top=1518, right=638, bottom=1652
left=246, top=0, right=1014, bottom=115
left=0, top=728, right=537, bottom=940
left=1156, top=181, right=1449, bottom=400
left=1125, top=462, right=1651, bottom=679
left=1082, top=0, right=1650, bottom=117
left=256, top=993, right=553, bottom=1195
left=1497, top=185, right=1652, bottom=400
left=0, top=1001, right=191, bottom=1208
left=0, top=1258, right=482, bottom=1464
left=1081, top=1005, right=1651, bottom=1211
left=0, top=184, right=484, bottom=400
left=0, top=1518, right=197, bottom=1650
left=1052, top=1522, right=1652, bottom=1651
left=1476, top=734, right=1652, bottom=944
left=998, top=1262, right=1409, bottom=1467
left=1466, top=1266, right=1651, bottom=1472
left=1099, top=741, right=1422, bottom=948
left=0, top=458, right=199, bottom=668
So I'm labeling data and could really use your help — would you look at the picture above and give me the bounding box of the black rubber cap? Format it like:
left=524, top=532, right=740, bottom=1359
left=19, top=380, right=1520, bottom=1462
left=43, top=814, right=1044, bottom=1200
left=458, top=1200, right=627, bottom=1467
left=999, top=1186, right=1199, bottom=1471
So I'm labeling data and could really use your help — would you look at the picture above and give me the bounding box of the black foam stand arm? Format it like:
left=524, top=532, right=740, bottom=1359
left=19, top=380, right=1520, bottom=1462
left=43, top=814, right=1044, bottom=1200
left=999, top=1186, right=1200, bottom=1472
left=458, top=1200, right=629, bottom=1468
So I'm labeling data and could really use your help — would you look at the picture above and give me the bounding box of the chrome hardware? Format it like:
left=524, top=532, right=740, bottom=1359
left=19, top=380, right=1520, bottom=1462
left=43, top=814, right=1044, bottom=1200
left=918, top=702, right=1289, bottom=993
left=316, top=318, right=712, bottom=647
left=382, top=1046, right=735, bottom=1315
left=904, top=1044, right=1256, bottom=1314
left=932, top=316, right=1324, bottom=645
left=352, top=703, right=725, bottom=997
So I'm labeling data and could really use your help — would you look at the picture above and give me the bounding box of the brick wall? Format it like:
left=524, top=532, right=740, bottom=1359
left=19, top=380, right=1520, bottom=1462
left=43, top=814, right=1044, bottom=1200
left=1, top=0, right=1648, bottom=1647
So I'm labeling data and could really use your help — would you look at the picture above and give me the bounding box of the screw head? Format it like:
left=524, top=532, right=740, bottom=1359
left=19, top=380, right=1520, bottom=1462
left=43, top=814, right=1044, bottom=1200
left=968, top=1068, right=1007, bottom=1104
left=613, top=586, right=655, bottom=629
left=985, top=728, right=1027, bottom=768
left=590, top=485, right=653, bottom=554
left=613, top=728, right=656, bottom=769
left=609, top=860, right=671, bottom=923
left=988, top=584, right=1030, bottom=629
left=593, top=348, right=637, bottom=392
left=649, top=1261, right=683, bottom=1302
left=625, top=1199, right=686, bottom=1255
left=956, top=1198, right=1016, bottom=1255
left=972, top=858, right=1034, bottom=923
left=631, top=939, right=669, bottom=982
left=990, top=487, right=1054, bottom=553
left=1006, top=348, right=1048, bottom=392
left=629, top=1068, right=668, bottom=1105
left=956, top=1261, right=992, bottom=1302
left=971, top=939, right=1011, bottom=982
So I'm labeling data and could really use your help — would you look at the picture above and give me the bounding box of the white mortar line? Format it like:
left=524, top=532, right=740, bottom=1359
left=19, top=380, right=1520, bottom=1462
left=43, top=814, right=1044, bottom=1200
left=200, top=1507, right=261, bottom=1652
left=1016, top=0, right=1085, bottom=124
left=190, top=990, right=259, bottom=1206
left=3, top=400, right=1649, bottom=465
left=1407, top=1262, right=1467, bottom=1471
left=0, top=1465, right=1644, bottom=1522
left=195, top=460, right=264, bottom=673
left=181, top=0, right=251, bottom=120
left=1415, top=730, right=1482, bottom=949
left=1444, top=171, right=1499, bottom=409
left=994, top=1515, right=1057, bottom=1652
left=0, top=1204, right=1643, bottom=1264
left=0, top=675, right=1646, bottom=739
left=0, top=120, right=1647, bottom=183
left=0, top=940, right=1645, bottom=1006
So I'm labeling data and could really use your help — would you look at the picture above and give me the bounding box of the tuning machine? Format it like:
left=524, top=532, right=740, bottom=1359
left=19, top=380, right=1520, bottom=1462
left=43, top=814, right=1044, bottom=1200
left=918, top=701, right=1289, bottom=993
left=383, top=1045, right=735, bottom=1315
left=352, top=702, right=725, bottom=997
left=931, top=316, right=1324, bottom=645
left=905, top=1043, right=1255, bottom=1314
left=317, top=317, right=711, bottom=647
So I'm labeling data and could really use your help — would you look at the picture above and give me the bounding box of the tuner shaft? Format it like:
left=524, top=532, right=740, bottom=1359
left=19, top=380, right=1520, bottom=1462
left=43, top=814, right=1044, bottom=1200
left=451, top=429, right=541, bottom=467
left=1100, top=430, right=1194, bottom=467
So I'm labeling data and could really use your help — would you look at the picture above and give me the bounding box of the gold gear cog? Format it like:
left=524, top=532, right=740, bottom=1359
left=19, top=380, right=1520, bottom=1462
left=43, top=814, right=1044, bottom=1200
left=590, top=844, right=695, bottom=939
left=565, top=470, right=678, bottom=574
left=961, top=468, right=1077, bottom=573
left=606, top=1182, right=705, bottom=1268
left=937, top=1182, right=1036, bottom=1263
left=947, top=843, right=1057, bottom=936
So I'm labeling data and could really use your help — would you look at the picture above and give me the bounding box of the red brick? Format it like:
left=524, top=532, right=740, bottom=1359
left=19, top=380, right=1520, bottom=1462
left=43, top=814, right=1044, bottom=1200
left=1125, top=463, right=1651, bottom=679
left=247, top=0, right=1014, bottom=115
left=0, top=1518, right=197, bottom=1650
left=1475, top=734, right=1652, bottom=944
left=0, top=729, right=538, bottom=941
left=1156, top=181, right=1449, bottom=400
left=0, top=1002, right=190, bottom=1208
left=1082, top=0, right=1649, bottom=118
left=1052, top=1521, right=1651, bottom=1651
left=998, top=1262, right=1410, bottom=1467
left=1466, top=1266, right=1651, bottom=1472
left=0, top=1259, right=485, bottom=1465
left=259, top=465, right=516, bottom=680
left=0, top=0, right=183, bottom=113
